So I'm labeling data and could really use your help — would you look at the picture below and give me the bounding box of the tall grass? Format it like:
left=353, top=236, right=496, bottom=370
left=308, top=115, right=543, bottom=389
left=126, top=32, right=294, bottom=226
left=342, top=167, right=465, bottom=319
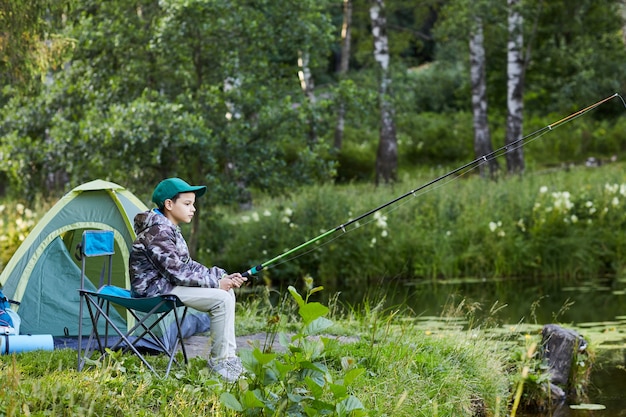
left=207, top=162, right=626, bottom=288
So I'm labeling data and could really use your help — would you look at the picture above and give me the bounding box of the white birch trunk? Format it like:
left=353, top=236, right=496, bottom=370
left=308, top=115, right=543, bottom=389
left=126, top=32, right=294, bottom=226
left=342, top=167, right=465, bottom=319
left=469, top=17, right=498, bottom=178
left=620, top=0, right=626, bottom=45
left=297, top=51, right=316, bottom=105
left=334, top=0, right=352, bottom=150
left=370, top=0, right=397, bottom=184
left=297, top=50, right=318, bottom=145
left=505, top=0, right=525, bottom=174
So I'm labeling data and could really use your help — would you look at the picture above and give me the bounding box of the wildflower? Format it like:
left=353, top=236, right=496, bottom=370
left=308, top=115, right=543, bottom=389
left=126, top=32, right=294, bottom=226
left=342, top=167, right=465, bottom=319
left=570, top=215, right=578, bottom=223
left=589, top=207, right=596, bottom=215
left=605, top=183, right=619, bottom=194
left=251, top=212, right=260, bottom=222
left=446, top=231, right=451, bottom=236
left=284, top=207, right=293, bottom=217
left=497, top=230, right=505, bottom=237
left=551, top=191, right=574, bottom=212
left=585, top=201, right=593, bottom=208
left=374, top=211, right=388, bottom=229
left=0, top=205, right=5, bottom=213
left=516, top=218, right=526, bottom=232
left=381, top=229, right=388, bottom=238
left=241, top=215, right=250, bottom=223
left=370, top=237, right=377, bottom=247
left=281, top=216, right=290, bottom=223
left=263, top=210, right=271, bottom=217
left=16, top=203, right=25, bottom=215
left=612, top=197, right=619, bottom=207
left=488, top=221, right=502, bottom=233
left=539, top=186, right=548, bottom=193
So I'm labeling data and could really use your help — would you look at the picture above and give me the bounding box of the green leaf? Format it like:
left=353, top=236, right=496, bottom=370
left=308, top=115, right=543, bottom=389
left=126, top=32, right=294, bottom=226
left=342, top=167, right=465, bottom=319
left=329, top=383, right=348, bottom=399
left=220, top=392, right=243, bottom=412
left=304, top=376, right=324, bottom=398
left=343, top=368, right=366, bottom=386
left=289, top=285, right=305, bottom=308
left=241, top=390, right=265, bottom=409
left=336, top=395, right=365, bottom=415
left=308, top=286, right=324, bottom=296
left=299, top=302, right=329, bottom=325
left=253, top=348, right=277, bottom=365
left=304, top=316, right=333, bottom=335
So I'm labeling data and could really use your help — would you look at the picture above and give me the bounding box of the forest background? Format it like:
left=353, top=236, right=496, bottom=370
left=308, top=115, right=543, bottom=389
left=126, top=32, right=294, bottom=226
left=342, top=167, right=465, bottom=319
left=2, top=0, right=626, bottom=289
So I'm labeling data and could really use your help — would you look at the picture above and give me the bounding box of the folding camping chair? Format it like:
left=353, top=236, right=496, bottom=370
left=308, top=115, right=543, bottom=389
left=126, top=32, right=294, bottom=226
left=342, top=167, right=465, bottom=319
left=77, top=230, right=188, bottom=377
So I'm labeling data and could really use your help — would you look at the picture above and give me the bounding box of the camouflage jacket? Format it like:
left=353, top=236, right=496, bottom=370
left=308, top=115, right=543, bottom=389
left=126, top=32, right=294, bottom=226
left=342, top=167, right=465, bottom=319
left=129, top=209, right=224, bottom=297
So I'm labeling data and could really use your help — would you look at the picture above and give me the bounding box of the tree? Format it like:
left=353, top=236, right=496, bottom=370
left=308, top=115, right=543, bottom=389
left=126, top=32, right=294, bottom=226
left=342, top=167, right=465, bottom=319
left=505, top=0, right=525, bottom=174
left=0, top=0, right=337, bottom=204
left=334, top=0, right=352, bottom=151
left=469, top=15, right=499, bottom=178
left=370, top=0, right=398, bottom=184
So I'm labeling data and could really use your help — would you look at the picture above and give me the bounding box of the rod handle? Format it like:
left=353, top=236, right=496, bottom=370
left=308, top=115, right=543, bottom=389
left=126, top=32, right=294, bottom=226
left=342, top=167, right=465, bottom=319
left=242, top=264, right=263, bottom=279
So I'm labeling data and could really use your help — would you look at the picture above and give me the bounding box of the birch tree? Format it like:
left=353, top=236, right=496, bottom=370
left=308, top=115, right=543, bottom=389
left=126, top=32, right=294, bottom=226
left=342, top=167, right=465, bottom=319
left=469, top=16, right=499, bottom=178
left=619, top=0, right=626, bottom=45
left=298, top=50, right=318, bottom=146
left=505, top=0, right=525, bottom=174
left=334, top=0, right=352, bottom=150
left=370, top=0, right=397, bottom=184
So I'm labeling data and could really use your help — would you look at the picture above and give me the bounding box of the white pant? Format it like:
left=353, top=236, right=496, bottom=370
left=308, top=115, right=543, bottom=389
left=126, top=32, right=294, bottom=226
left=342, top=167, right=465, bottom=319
left=169, top=286, right=237, bottom=360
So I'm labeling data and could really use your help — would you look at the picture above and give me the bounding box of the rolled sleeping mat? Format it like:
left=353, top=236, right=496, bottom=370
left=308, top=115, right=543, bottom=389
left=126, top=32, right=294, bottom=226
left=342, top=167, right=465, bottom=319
left=0, top=334, right=54, bottom=354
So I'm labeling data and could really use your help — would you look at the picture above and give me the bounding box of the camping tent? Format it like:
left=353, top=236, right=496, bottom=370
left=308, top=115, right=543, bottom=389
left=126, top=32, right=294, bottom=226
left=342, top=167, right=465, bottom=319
left=0, top=180, right=209, bottom=349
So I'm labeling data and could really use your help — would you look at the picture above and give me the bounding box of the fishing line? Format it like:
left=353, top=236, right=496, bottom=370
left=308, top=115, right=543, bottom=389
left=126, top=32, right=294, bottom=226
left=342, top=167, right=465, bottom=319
left=241, top=93, right=624, bottom=278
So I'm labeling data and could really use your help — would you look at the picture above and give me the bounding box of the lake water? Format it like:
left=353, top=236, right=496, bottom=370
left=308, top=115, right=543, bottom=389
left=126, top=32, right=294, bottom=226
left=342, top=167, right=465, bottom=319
left=334, top=276, right=626, bottom=417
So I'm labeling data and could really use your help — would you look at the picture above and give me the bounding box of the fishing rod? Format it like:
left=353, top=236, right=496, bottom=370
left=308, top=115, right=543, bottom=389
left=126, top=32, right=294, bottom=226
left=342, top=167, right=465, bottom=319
left=241, top=93, right=623, bottom=278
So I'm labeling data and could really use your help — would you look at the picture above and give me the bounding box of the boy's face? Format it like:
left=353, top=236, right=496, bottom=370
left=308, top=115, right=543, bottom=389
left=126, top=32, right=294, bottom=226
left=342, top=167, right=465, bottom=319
left=164, top=192, right=197, bottom=225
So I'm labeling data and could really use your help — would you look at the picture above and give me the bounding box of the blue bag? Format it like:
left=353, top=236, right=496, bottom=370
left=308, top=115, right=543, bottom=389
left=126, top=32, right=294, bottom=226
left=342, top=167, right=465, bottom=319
left=0, top=289, right=19, bottom=334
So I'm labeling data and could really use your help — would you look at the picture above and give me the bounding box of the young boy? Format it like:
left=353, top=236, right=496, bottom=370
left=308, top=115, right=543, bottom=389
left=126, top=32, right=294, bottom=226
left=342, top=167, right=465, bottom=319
left=129, top=177, right=247, bottom=382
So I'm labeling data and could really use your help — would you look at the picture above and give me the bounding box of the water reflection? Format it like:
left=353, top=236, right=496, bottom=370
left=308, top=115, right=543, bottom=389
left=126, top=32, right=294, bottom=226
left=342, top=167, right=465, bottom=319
left=329, top=276, right=626, bottom=417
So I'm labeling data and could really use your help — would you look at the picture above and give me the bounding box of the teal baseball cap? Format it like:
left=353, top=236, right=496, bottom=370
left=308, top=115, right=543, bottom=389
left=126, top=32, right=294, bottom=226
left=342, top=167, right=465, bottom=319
left=152, top=177, right=207, bottom=207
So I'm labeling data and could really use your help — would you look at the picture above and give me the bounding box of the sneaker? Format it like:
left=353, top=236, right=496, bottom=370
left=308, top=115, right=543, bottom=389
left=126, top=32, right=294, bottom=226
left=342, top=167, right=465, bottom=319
left=227, top=356, right=243, bottom=374
left=208, top=357, right=243, bottom=383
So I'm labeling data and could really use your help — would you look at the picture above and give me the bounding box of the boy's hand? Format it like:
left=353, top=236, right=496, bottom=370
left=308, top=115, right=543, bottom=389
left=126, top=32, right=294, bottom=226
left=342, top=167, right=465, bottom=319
left=219, top=273, right=248, bottom=291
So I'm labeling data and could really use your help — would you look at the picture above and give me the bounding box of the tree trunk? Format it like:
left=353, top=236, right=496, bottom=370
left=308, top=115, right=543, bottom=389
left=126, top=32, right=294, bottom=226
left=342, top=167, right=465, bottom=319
left=621, top=0, right=626, bottom=46
left=469, top=16, right=499, bottom=179
left=298, top=50, right=318, bottom=147
left=334, top=0, right=352, bottom=150
left=370, top=0, right=397, bottom=184
left=505, top=0, right=525, bottom=174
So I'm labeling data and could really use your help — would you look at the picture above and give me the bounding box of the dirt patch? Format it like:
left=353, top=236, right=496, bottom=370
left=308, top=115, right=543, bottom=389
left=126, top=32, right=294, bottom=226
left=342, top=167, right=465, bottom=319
left=180, top=333, right=359, bottom=360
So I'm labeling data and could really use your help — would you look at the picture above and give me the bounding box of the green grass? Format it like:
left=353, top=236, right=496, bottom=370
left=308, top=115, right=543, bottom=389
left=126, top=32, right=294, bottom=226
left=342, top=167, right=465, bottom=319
left=0, top=288, right=555, bottom=417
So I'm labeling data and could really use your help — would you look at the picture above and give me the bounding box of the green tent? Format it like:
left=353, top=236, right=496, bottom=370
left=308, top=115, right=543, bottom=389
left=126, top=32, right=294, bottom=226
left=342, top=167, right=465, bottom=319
left=0, top=180, right=147, bottom=336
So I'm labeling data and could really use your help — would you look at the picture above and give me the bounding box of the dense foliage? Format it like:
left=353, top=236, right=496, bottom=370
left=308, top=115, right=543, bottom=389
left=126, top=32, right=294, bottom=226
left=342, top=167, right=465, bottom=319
left=1, top=0, right=625, bottom=203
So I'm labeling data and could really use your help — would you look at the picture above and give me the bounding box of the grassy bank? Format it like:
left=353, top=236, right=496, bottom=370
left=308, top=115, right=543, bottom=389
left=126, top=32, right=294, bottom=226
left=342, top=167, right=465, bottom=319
left=0, top=285, right=587, bottom=417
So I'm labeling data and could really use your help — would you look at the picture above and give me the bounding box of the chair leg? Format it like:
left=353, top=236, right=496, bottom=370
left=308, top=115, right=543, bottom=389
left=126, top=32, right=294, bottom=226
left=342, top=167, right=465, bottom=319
left=78, top=291, right=190, bottom=378
left=84, top=296, right=158, bottom=375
